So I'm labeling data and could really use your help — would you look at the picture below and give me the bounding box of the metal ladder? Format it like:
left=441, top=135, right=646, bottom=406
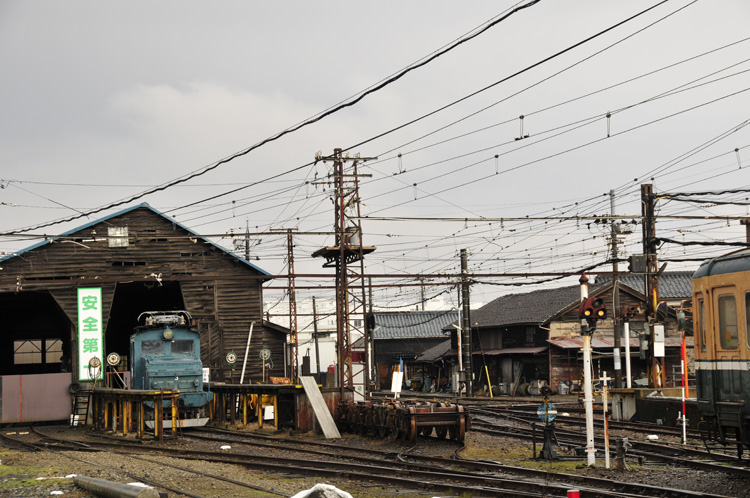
left=72, top=391, right=91, bottom=426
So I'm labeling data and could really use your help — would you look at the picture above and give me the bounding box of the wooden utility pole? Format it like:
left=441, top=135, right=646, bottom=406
left=641, top=184, right=665, bottom=388
left=741, top=219, right=750, bottom=243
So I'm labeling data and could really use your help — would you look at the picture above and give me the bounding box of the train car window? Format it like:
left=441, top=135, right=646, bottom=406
left=141, top=340, right=164, bottom=354
left=171, top=340, right=194, bottom=354
left=746, top=292, right=750, bottom=348
left=697, top=298, right=706, bottom=352
left=717, top=294, right=738, bottom=349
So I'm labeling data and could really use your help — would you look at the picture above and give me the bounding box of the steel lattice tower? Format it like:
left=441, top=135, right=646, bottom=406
left=313, top=148, right=375, bottom=400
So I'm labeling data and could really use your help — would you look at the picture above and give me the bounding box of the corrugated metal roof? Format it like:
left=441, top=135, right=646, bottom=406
left=373, top=310, right=458, bottom=339
left=548, top=336, right=693, bottom=349
left=593, top=272, right=693, bottom=300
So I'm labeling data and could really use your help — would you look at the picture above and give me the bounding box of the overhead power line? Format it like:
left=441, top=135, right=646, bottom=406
left=4, top=0, right=543, bottom=237
left=344, top=0, right=671, bottom=152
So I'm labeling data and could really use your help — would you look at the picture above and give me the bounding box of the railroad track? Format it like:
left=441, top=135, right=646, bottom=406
left=2, top=427, right=288, bottom=498
left=473, top=405, right=704, bottom=439
left=1, top=426, right=733, bottom=498
left=471, top=417, right=750, bottom=478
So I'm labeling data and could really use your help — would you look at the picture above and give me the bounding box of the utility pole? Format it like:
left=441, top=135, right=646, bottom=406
left=641, top=184, right=665, bottom=388
left=610, top=190, right=622, bottom=388
left=313, top=148, right=376, bottom=401
left=367, top=277, right=376, bottom=392
left=420, top=277, right=426, bottom=311
left=460, top=249, right=473, bottom=396
left=312, top=296, right=321, bottom=382
left=741, top=218, right=750, bottom=243
left=244, top=220, right=250, bottom=261
left=277, top=228, right=299, bottom=382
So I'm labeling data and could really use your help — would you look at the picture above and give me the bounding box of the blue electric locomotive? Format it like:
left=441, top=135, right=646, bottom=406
left=130, top=310, right=212, bottom=427
left=692, top=249, right=750, bottom=455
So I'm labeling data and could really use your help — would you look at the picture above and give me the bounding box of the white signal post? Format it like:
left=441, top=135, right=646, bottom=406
left=579, top=274, right=596, bottom=467
left=603, top=371, right=610, bottom=469
left=623, top=321, right=632, bottom=388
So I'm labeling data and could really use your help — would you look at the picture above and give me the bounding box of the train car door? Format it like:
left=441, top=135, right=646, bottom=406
left=713, top=287, right=743, bottom=402
left=694, top=293, right=712, bottom=404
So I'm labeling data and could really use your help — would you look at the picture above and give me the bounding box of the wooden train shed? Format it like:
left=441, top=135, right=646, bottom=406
left=0, top=204, right=287, bottom=423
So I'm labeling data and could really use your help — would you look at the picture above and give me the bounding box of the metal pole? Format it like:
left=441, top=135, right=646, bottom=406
left=623, top=321, right=632, bottom=388
left=287, top=230, right=298, bottom=382
left=239, top=322, right=254, bottom=384
left=610, top=190, right=622, bottom=388
left=681, top=334, right=687, bottom=444
left=461, top=249, right=472, bottom=396
left=580, top=274, right=596, bottom=467
left=74, top=476, right=160, bottom=498
left=313, top=296, right=321, bottom=381
left=603, top=371, right=610, bottom=469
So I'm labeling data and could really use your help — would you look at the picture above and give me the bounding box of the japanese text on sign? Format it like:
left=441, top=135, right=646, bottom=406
left=77, top=288, right=103, bottom=381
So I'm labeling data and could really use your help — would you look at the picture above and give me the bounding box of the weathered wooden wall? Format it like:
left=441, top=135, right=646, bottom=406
left=0, top=205, right=286, bottom=382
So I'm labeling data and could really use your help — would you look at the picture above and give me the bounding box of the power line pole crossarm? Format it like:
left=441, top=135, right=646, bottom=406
left=312, top=148, right=377, bottom=401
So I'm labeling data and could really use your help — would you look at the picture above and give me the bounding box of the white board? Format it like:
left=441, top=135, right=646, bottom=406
left=300, top=376, right=340, bottom=439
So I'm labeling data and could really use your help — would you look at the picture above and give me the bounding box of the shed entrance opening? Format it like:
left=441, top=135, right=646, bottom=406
left=105, top=281, right=185, bottom=371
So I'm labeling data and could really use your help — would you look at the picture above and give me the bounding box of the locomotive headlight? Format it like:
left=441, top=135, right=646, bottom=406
left=193, top=378, right=199, bottom=387
left=152, top=381, right=158, bottom=388
left=163, top=329, right=174, bottom=340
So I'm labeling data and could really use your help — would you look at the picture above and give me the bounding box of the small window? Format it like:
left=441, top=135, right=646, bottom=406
left=108, top=226, right=129, bottom=247
left=14, top=340, right=42, bottom=364
left=171, top=340, right=194, bottom=354
left=13, top=339, right=62, bottom=365
left=141, top=340, right=164, bottom=354
left=698, top=299, right=706, bottom=353
left=718, top=294, right=738, bottom=349
left=46, top=339, right=63, bottom=363
left=526, top=326, right=535, bottom=344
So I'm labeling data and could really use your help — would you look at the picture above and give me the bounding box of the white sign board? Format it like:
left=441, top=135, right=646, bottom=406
left=77, top=287, right=104, bottom=381
left=203, top=367, right=210, bottom=384
left=391, top=371, right=404, bottom=394
left=653, top=324, right=665, bottom=357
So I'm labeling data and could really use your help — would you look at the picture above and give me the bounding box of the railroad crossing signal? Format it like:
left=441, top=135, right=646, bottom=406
left=579, top=297, right=607, bottom=321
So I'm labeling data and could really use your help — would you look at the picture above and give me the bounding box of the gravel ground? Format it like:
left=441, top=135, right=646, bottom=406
left=1, top=424, right=748, bottom=498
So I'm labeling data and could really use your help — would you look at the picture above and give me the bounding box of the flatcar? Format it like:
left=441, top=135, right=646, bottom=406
left=692, top=249, right=750, bottom=454
left=130, top=310, right=212, bottom=427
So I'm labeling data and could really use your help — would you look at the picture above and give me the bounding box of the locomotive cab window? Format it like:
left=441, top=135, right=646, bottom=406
left=717, top=294, right=738, bottom=349
left=141, top=340, right=164, bottom=355
left=171, top=340, right=194, bottom=354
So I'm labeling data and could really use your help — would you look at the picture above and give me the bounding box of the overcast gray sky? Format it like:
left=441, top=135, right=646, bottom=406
left=2, top=1, right=749, bottom=310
